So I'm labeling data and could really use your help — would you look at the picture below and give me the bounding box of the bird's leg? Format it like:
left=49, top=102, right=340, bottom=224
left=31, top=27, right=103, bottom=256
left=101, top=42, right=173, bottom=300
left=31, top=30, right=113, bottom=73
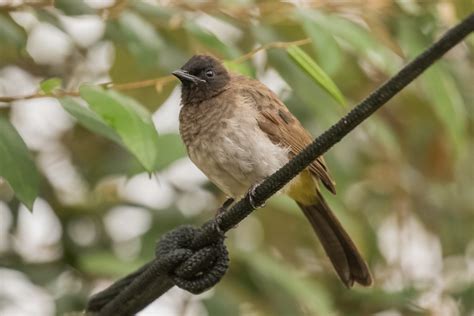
left=213, top=197, right=234, bottom=236
left=216, top=197, right=235, bottom=215
left=247, top=182, right=266, bottom=209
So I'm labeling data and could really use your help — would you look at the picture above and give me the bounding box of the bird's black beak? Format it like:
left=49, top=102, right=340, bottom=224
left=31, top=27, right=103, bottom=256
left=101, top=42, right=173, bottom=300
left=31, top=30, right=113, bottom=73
left=172, top=70, right=206, bottom=84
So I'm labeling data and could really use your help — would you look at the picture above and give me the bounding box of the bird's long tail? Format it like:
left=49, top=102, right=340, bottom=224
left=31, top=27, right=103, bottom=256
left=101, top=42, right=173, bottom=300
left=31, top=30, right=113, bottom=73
left=296, top=192, right=372, bottom=287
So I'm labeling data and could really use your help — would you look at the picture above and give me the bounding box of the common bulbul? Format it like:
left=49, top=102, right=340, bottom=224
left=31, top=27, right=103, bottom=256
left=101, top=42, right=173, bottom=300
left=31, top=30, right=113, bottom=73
left=173, top=55, right=372, bottom=287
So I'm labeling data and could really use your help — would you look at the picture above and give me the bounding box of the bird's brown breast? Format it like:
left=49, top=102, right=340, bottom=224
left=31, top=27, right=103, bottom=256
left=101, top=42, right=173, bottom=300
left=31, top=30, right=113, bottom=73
left=178, top=86, right=291, bottom=197
left=179, top=93, right=235, bottom=149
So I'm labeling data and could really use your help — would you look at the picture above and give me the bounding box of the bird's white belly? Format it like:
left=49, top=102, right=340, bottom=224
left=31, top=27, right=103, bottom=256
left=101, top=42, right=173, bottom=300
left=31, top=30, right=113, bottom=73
left=188, top=107, right=290, bottom=198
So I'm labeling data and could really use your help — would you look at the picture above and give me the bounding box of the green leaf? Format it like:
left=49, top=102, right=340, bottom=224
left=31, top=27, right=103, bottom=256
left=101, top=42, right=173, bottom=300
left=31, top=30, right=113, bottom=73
left=300, top=15, right=343, bottom=76
left=59, top=97, right=123, bottom=145
left=132, top=0, right=176, bottom=20
left=301, top=10, right=400, bottom=75
left=252, top=25, right=340, bottom=121
left=78, top=251, right=147, bottom=277
left=243, top=252, right=334, bottom=315
left=154, top=134, right=186, bottom=170
left=0, top=15, right=26, bottom=47
left=79, top=86, right=160, bottom=172
left=0, top=117, right=39, bottom=210
left=421, top=67, right=466, bottom=150
left=54, top=0, right=95, bottom=15
left=287, top=45, right=346, bottom=106
left=184, top=21, right=240, bottom=59
left=223, top=60, right=255, bottom=77
left=397, top=18, right=467, bottom=151
left=117, top=10, right=164, bottom=66
left=40, top=78, right=62, bottom=95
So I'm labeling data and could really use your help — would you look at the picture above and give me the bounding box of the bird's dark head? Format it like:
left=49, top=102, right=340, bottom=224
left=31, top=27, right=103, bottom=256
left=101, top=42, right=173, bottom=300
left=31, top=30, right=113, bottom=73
left=172, top=55, right=230, bottom=104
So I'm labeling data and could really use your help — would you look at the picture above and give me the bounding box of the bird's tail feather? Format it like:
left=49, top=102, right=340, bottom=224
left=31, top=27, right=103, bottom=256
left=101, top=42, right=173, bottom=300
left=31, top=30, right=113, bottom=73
left=297, top=193, right=372, bottom=287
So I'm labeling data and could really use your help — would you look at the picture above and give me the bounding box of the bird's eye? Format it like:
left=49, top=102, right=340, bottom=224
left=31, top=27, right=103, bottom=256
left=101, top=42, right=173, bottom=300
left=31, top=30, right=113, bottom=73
left=205, top=70, right=214, bottom=78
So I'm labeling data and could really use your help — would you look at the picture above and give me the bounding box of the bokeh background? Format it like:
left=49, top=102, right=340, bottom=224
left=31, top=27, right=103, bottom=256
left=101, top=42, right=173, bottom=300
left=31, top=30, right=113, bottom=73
left=1, top=0, right=473, bottom=315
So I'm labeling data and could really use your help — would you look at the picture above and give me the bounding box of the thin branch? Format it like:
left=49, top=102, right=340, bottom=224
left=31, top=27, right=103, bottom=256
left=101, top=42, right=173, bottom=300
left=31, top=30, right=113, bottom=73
left=111, top=75, right=175, bottom=92
left=0, top=0, right=54, bottom=12
left=0, top=77, right=177, bottom=103
left=0, top=38, right=311, bottom=104
left=232, top=38, right=311, bottom=64
left=0, top=91, right=79, bottom=103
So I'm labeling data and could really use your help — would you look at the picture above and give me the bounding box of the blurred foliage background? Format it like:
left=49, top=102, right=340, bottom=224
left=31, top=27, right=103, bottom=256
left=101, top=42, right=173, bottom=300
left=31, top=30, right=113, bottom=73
left=0, top=0, right=473, bottom=315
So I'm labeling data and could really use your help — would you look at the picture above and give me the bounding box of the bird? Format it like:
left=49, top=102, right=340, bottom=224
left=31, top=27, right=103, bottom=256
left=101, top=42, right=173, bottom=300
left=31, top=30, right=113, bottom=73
left=173, top=55, right=372, bottom=287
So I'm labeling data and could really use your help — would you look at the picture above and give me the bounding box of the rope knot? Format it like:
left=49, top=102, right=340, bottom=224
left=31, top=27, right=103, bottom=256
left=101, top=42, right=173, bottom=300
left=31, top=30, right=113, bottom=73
left=155, top=225, right=229, bottom=294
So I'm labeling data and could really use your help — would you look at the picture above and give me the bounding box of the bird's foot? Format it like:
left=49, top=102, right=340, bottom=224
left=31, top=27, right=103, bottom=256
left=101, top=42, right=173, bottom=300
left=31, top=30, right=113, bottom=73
left=247, top=182, right=266, bottom=209
left=215, top=197, right=235, bottom=216
left=213, top=197, right=234, bottom=236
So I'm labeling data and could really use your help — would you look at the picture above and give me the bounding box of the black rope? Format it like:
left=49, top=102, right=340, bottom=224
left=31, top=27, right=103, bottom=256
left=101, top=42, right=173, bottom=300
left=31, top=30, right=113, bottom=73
left=87, top=225, right=228, bottom=315
left=86, top=13, right=474, bottom=316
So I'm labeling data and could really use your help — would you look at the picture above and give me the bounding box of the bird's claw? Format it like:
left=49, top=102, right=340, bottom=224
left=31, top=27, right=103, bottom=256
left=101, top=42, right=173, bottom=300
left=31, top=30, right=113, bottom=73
left=213, top=197, right=234, bottom=236
left=215, top=197, right=234, bottom=216
left=247, top=183, right=265, bottom=209
left=213, top=214, right=225, bottom=237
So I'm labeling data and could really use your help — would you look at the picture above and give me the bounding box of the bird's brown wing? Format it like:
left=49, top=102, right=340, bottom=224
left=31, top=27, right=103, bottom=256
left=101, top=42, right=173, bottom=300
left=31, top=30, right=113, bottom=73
left=239, top=79, right=336, bottom=194
left=236, top=77, right=372, bottom=287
